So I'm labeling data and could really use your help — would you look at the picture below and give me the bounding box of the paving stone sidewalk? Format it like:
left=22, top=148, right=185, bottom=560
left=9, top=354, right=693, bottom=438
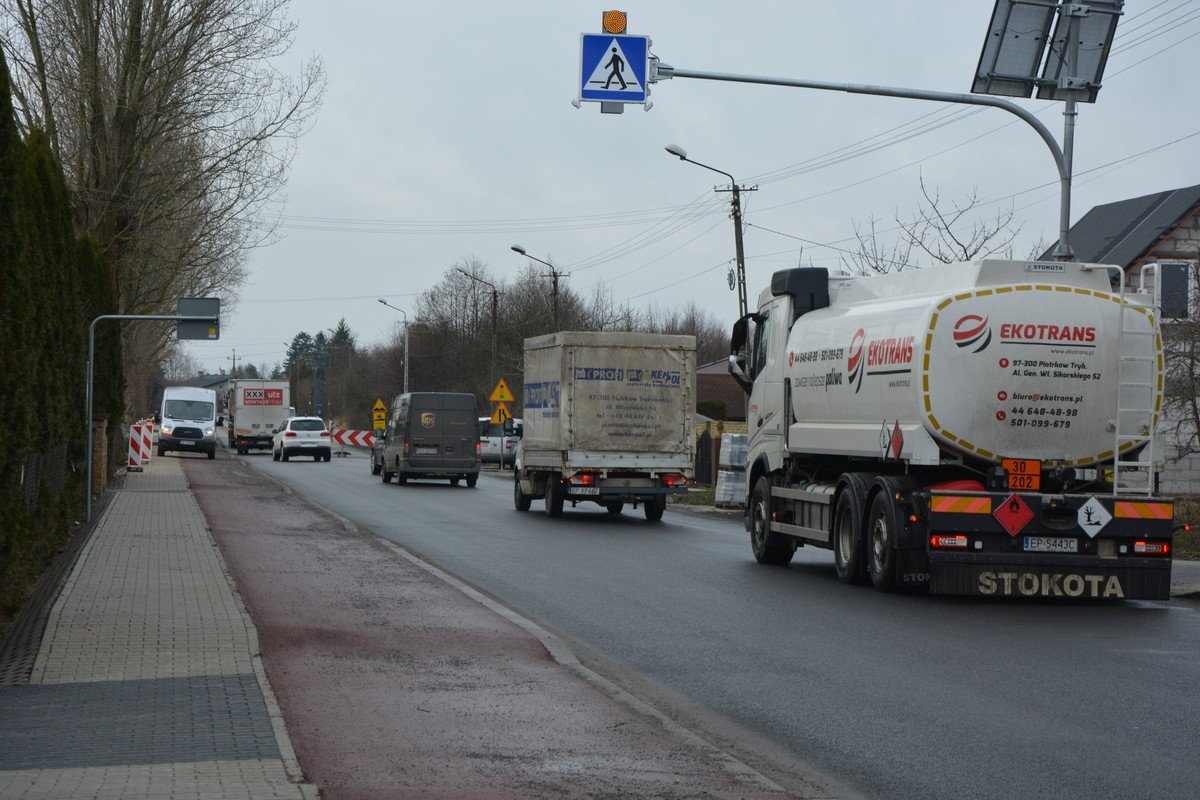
left=0, top=457, right=314, bottom=800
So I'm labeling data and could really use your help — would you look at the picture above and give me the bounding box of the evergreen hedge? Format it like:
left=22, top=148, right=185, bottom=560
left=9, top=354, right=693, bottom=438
left=0, top=52, right=124, bottom=632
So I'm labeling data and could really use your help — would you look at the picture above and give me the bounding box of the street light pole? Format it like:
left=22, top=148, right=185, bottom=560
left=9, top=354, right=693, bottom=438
left=665, top=144, right=753, bottom=318
left=377, top=299, right=410, bottom=393
left=511, top=245, right=570, bottom=328
left=455, top=268, right=500, bottom=387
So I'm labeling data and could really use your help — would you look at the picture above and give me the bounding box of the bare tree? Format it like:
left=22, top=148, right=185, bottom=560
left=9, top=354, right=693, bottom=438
left=1, top=0, right=324, bottom=412
left=1161, top=253, right=1200, bottom=477
left=847, top=176, right=1022, bottom=273
left=899, top=177, right=1021, bottom=264
left=161, top=346, right=199, bottom=382
left=841, top=213, right=915, bottom=274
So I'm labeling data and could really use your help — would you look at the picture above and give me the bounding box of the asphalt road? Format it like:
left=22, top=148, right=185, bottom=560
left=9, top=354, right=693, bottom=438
left=241, top=448, right=1200, bottom=800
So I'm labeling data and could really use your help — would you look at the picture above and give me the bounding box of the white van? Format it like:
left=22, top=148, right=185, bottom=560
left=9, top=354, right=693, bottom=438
left=157, top=386, right=220, bottom=459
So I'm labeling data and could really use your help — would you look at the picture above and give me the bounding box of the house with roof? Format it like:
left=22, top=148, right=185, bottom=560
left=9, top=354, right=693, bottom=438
left=697, top=359, right=747, bottom=422
left=1042, top=183, right=1200, bottom=313
left=1047, top=184, right=1200, bottom=494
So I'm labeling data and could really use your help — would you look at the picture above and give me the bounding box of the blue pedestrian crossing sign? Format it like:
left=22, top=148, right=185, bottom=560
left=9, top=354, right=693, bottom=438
left=579, top=33, right=649, bottom=105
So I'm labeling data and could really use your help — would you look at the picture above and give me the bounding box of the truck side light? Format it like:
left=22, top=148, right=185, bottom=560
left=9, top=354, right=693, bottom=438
left=1133, top=541, right=1170, bottom=556
left=662, top=474, right=688, bottom=487
left=930, top=534, right=969, bottom=549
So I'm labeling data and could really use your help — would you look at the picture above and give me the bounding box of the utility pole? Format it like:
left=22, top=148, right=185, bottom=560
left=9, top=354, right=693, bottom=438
left=228, top=348, right=238, bottom=376
left=665, top=145, right=756, bottom=318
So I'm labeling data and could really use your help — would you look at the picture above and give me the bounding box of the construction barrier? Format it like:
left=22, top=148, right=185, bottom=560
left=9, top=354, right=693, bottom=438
left=127, top=422, right=153, bottom=472
left=331, top=428, right=376, bottom=448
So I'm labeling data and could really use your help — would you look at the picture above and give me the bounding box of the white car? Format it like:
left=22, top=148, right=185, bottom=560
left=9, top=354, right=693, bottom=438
left=478, top=417, right=521, bottom=468
left=271, top=416, right=332, bottom=462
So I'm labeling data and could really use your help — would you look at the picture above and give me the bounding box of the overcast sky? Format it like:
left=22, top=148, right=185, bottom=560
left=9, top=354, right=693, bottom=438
left=183, top=0, right=1200, bottom=376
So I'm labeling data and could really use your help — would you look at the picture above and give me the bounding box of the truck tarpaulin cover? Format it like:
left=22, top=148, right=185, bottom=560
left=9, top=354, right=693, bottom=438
left=523, top=332, right=695, bottom=454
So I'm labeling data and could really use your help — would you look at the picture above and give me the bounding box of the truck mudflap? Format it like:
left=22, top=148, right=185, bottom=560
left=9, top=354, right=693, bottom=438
left=929, top=552, right=1171, bottom=600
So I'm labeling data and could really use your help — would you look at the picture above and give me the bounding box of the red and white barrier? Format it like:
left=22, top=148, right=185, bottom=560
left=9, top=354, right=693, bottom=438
left=330, top=428, right=376, bottom=448
left=127, top=422, right=153, bottom=472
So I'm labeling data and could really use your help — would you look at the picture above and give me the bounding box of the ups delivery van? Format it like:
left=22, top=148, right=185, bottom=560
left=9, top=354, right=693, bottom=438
left=379, top=393, right=481, bottom=487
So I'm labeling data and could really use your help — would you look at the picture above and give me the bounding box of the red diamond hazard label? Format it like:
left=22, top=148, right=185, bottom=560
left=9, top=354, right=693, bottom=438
left=994, top=493, right=1035, bottom=537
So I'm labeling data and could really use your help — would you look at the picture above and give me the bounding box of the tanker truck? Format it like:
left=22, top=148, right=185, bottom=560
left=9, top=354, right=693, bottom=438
left=731, top=259, right=1174, bottom=599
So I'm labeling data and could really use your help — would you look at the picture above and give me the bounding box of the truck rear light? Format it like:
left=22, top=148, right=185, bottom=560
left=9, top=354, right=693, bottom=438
left=403, top=440, right=410, bottom=455
left=930, top=534, right=969, bottom=549
left=475, top=442, right=482, bottom=460
left=661, top=474, right=688, bottom=487
left=1133, top=540, right=1170, bottom=556
left=284, top=431, right=297, bottom=438
left=568, top=473, right=596, bottom=486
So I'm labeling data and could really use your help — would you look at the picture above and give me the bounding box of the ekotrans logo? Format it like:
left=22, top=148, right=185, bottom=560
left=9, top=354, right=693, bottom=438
left=953, top=314, right=992, bottom=353
left=847, top=328, right=866, bottom=393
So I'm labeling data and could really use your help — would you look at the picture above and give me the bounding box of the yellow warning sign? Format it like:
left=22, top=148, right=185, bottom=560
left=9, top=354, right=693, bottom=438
left=489, top=379, right=514, bottom=403
left=372, top=397, right=387, bottom=430
left=489, top=402, right=512, bottom=425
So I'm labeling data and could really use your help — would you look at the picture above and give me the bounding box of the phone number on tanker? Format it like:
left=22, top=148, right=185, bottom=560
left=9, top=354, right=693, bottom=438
left=1009, top=418, right=1071, bottom=429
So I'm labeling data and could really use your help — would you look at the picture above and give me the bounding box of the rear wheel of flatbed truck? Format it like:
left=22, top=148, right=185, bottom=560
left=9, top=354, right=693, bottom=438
left=513, top=472, right=531, bottom=511
left=644, top=495, right=666, bottom=522
left=750, top=477, right=793, bottom=565
left=545, top=475, right=564, bottom=518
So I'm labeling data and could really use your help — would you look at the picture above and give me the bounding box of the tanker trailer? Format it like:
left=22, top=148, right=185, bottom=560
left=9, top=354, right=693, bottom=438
left=729, top=259, right=1175, bottom=599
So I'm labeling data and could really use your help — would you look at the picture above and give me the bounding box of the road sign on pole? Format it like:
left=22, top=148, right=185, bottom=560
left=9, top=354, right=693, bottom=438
left=372, top=398, right=387, bottom=431
left=579, top=33, right=649, bottom=105
left=177, top=297, right=220, bottom=340
left=490, top=402, right=512, bottom=425
left=489, top=379, right=514, bottom=403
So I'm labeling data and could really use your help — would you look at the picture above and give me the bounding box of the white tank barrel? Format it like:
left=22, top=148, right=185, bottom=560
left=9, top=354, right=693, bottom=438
left=783, top=261, right=1161, bottom=467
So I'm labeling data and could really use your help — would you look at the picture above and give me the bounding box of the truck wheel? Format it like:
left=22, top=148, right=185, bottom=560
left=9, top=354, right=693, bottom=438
left=644, top=495, right=666, bottom=522
left=514, top=473, right=532, bottom=511
left=545, top=477, right=564, bottom=518
left=606, top=501, right=624, bottom=515
left=466, top=474, right=477, bottom=488
left=450, top=477, right=460, bottom=486
left=750, top=477, right=793, bottom=564
left=833, top=480, right=868, bottom=584
left=158, top=445, right=166, bottom=458
left=381, top=462, right=392, bottom=483
left=867, top=490, right=900, bottom=592
left=396, top=470, right=408, bottom=485
left=371, top=457, right=382, bottom=476
left=207, top=447, right=216, bottom=460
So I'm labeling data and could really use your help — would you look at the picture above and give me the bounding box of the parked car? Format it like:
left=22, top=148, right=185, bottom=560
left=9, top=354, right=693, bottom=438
left=271, top=416, right=332, bottom=462
left=478, top=416, right=522, bottom=468
left=380, top=393, right=480, bottom=486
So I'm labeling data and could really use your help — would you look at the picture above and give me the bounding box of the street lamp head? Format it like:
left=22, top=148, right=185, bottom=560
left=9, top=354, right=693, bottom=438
left=665, top=143, right=687, bottom=160
left=510, top=245, right=527, bottom=256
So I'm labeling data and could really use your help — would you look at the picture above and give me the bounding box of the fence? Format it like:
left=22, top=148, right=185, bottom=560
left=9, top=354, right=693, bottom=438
left=20, top=443, right=70, bottom=512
